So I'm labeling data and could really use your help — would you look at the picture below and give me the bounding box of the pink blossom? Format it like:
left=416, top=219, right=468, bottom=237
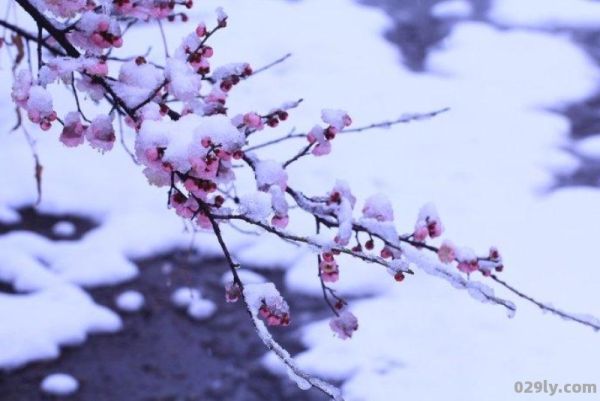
left=255, top=160, right=287, bottom=191
left=394, top=272, right=405, bottom=282
left=415, top=203, right=444, bottom=239
left=11, top=70, right=32, bottom=108
left=312, top=141, right=331, bottom=156
left=414, top=225, right=429, bottom=242
left=307, top=125, right=335, bottom=156
left=380, top=247, right=393, bottom=259
left=225, top=282, right=241, bottom=303
left=216, top=7, right=228, bottom=27
left=40, top=0, right=86, bottom=18
left=86, top=115, right=116, bottom=152
left=190, top=157, right=219, bottom=180
left=243, top=112, right=263, bottom=129
left=329, top=311, right=358, bottom=340
left=457, top=260, right=479, bottom=274
left=271, top=214, right=289, bottom=229
left=362, top=193, right=394, bottom=222
left=438, top=241, right=456, bottom=264
left=489, top=246, right=501, bottom=261
left=196, top=213, right=212, bottom=230
left=84, top=61, right=108, bottom=76
left=170, top=193, right=198, bottom=219
left=71, top=12, right=123, bottom=53
left=196, top=23, right=207, bottom=37
left=258, top=293, right=290, bottom=327
left=321, top=109, right=352, bottom=131
left=320, top=258, right=339, bottom=283
left=60, top=112, right=87, bottom=147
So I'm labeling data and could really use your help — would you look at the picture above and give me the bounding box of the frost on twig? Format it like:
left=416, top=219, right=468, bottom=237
left=244, top=283, right=344, bottom=400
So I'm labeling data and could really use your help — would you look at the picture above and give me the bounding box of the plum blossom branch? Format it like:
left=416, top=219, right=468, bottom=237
left=4, top=2, right=600, bottom=400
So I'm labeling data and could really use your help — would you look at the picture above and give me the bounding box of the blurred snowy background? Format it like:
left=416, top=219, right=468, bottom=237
left=1, top=0, right=600, bottom=400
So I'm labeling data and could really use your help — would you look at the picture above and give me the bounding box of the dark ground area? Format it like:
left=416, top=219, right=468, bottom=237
left=0, top=209, right=330, bottom=401
left=360, top=0, right=492, bottom=71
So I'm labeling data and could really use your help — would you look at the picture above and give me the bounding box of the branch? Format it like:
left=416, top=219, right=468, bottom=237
left=251, top=53, right=292, bottom=76
left=244, top=129, right=305, bottom=153
left=199, top=203, right=344, bottom=400
left=214, top=213, right=411, bottom=274
left=283, top=143, right=313, bottom=168
left=14, top=0, right=80, bottom=58
left=342, top=107, right=450, bottom=134
left=0, top=18, right=65, bottom=55
left=491, top=274, right=600, bottom=331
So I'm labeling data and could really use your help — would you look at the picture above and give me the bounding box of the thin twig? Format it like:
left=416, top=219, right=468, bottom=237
left=245, top=129, right=305, bottom=153
left=343, top=107, right=450, bottom=134
left=283, top=143, right=313, bottom=168
left=491, top=275, right=600, bottom=331
left=157, top=19, right=169, bottom=58
left=251, top=53, right=292, bottom=76
left=71, top=74, right=90, bottom=123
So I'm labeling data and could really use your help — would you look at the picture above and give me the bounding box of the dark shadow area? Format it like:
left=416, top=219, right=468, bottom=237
left=0, top=250, right=330, bottom=401
left=553, top=29, right=600, bottom=189
left=0, top=207, right=96, bottom=240
left=358, top=0, right=491, bottom=71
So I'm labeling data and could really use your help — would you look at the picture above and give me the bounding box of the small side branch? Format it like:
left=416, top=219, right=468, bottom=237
left=251, top=53, right=292, bottom=76
left=343, top=107, right=450, bottom=134
left=491, top=274, right=600, bottom=331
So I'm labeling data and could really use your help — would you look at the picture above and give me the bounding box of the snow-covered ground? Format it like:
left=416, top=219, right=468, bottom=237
left=1, top=0, right=599, bottom=400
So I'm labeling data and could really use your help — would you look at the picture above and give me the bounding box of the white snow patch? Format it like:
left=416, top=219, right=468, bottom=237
left=221, top=269, right=266, bottom=285
left=0, top=285, right=121, bottom=368
left=490, top=0, right=600, bottom=29
left=575, top=135, right=600, bottom=158
left=115, top=290, right=145, bottom=313
left=52, top=221, right=76, bottom=237
left=431, top=0, right=473, bottom=19
left=187, top=298, right=217, bottom=321
left=171, top=287, right=202, bottom=309
left=41, top=373, right=79, bottom=396
left=0, top=206, right=20, bottom=224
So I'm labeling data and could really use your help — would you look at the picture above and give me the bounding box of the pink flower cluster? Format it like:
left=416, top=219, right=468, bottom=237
left=11, top=71, right=57, bottom=131
left=414, top=203, right=443, bottom=242
left=70, top=12, right=123, bottom=53
left=61, top=113, right=116, bottom=152
left=437, top=240, right=503, bottom=276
